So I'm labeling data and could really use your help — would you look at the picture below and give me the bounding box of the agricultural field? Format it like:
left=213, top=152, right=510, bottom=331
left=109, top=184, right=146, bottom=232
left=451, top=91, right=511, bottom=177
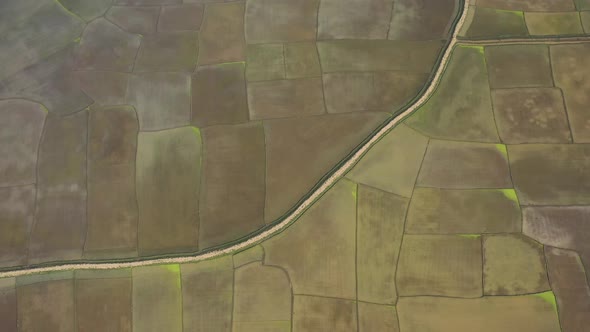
left=461, top=0, right=590, bottom=38
left=0, top=0, right=459, bottom=266
left=1, top=0, right=590, bottom=331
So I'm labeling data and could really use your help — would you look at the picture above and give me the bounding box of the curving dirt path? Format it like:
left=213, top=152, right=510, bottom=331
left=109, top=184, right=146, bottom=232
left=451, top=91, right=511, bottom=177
left=4, top=0, right=590, bottom=279
left=1, top=0, right=463, bottom=266
left=0, top=0, right=472, bottom=278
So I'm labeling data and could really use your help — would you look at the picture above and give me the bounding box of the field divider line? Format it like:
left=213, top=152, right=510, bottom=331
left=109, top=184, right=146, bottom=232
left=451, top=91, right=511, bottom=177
left=459, top=36, right=590, bottom=45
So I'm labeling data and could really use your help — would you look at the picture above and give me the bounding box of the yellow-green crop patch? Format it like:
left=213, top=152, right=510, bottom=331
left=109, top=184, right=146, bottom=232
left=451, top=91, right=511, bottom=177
left=459, top=44, right=485, bottom=55
left=495, top=144, right=508, bottom=158
left=458, top=234, right=481, bottom=239
left=534, top=291, right=558, bottom=312
left=500, top=189, right=519, bottom=204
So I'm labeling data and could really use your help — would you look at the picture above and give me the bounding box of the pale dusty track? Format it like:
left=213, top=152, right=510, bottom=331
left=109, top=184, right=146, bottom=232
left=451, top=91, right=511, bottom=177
left=2, top=0, right=475, bottom=278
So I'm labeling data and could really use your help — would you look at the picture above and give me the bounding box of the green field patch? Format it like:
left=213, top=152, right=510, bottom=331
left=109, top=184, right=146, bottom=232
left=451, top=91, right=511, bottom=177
left=534, top=291, right=558, bottom=312
left=500, top=189, right=519, bottom=204
left=218, top=61, right=246, bottom=66
left=495, top=144, right=508, bottom=158
left=163, top=264, right=181, bottom=289
left=458, top=234, right=481, bottom=239
left=459, top=44, right=484, bottom=55
left=191, top=126, right=201, bottom=137
left=496, top=8, right=524, bottom=18
left=163, top=264, right=180, bottom=274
